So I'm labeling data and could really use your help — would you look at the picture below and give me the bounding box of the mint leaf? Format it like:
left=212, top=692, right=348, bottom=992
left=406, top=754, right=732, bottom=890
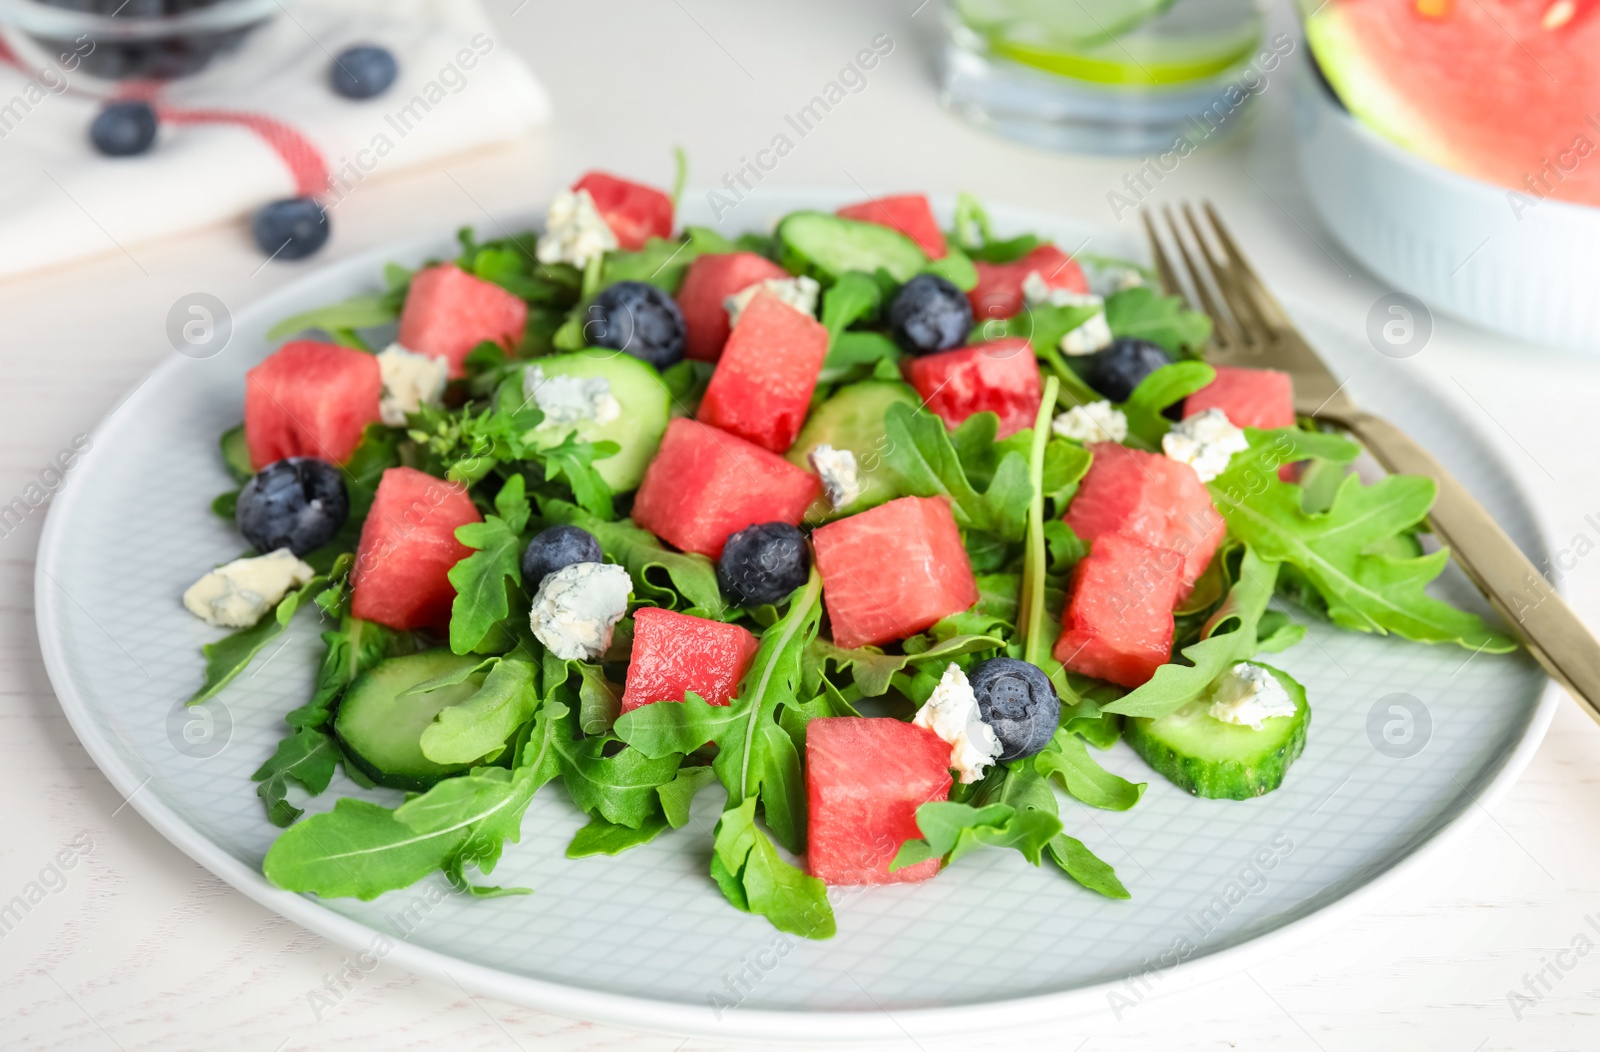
left=540, top=498, right=725, bottom=617
left=883, top=402, right=1032, bottom=542
left=449, top=475, right=531, bottom=655
left=711, top=798, right=835, bottom=939
left=1103, top=286, right=1212, bottom=353
left=1034, top=729, right=1145, bottom=811
left=188, top=575, right=331, bottom=704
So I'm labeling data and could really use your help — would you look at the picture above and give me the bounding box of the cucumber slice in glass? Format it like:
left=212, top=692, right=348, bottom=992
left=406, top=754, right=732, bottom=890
left=1124, top=662, right=1310, bottom=799
left=334, top=650, right=492, bottom=791
left=786, top=379, right=918, bottom=522
left=526, top=350, right=672, bottom=492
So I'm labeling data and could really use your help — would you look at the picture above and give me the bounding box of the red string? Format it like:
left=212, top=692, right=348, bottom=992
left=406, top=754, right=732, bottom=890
left=155, top=106, right=330, bottom=197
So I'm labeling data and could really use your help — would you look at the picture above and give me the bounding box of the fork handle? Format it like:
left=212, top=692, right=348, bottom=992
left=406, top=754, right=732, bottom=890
left=1342, top=412, right=1600, bottom=722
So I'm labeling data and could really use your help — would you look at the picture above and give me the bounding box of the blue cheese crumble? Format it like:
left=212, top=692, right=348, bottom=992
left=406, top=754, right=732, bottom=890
left=1162, top=407, right=1249, bottom=482
left=1207, top=662, right=1297, bottom=730
left=529, top=562, right=632, bottom=660
left=807, top=444, right=860, bottom=510
left=183, top=549, right=315, bottom=628
left=725, top=276, right=821, bottom=327
left=377, top=343, right=449, bottom=426
left=1052, top=400, right=1129, bottom=444
left=523, top=364, right=621, bottom=429
left=913, top=663, right=1002, bottom=784
left=1022, top=271, right=1103, bottom=310
left=535, top=189, right=617, bottom=269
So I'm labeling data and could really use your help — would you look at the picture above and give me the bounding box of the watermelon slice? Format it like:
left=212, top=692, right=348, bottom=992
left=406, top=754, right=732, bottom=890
left=1054, top=533, right=1182, bottom=689
left=836, top=193, right=948, bottom=259
left=903, top=337, right=1043, bottom=439
left=806, top=716, right=951, bottom=885
left=1064, top=442, right=1225, bottom=599
left=620, top=607, right=759, bottom=713
left=244, top=340, right=382, bottom=470
left=1185, top=365, right=1295, bottom=430
left=397, top=263, right=527, bottom=378
left=1307, top=0, right=1600, bottom=205
left=697, top=292, right=829, bottom=453
left=676, top=251, right=790, bottom=361
left=813, top=496, right=979, bottom=649
left=631, top=418, right=821, bottom=558
left=573, top=171, right=675, bottom=250
left=969, top=244, right=1091, bottom=320
left=350, top=467, right=481, bottom=633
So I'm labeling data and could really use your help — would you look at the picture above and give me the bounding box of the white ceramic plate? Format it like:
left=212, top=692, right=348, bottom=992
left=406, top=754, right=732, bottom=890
left=36, top=189, right=1557, bottom=1043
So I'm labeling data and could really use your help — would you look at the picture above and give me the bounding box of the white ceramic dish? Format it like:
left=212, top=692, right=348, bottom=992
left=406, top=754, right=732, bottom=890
left=36, top=189, right=1557, bottom=1043
left=1291, top=64, right=1600, bottom=353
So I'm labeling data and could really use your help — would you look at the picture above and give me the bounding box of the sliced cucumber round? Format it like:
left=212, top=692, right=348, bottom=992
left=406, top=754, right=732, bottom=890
left=334, top=650, right=492, bottom=791
left=786, top=379, right=918, bottom=522
left=1124, top=663, right=1309, bottom=800
left=525, top=350, right=671, bottom=492
left=778, top=212, right=929, bottom=285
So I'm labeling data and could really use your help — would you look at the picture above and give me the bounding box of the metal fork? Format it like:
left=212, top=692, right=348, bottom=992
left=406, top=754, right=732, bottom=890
left=1143, top=202, right=1600, bottom=723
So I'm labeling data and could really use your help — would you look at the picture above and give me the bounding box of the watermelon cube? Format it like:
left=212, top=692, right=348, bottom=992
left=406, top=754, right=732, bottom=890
left=1064, top=443, right=1225, bottom=598
left=806, top=717, right=952, bottom=885
left=350, top=466, right=482, bottom=633
left=632, top=419, right=821, bottom=558
left=836, top=193, right=947, bottom=258
left=397, top=263, right=527, bottom=378
left=676, top=251, right=791, bottom=361
left=1185, top=365, right=1296, bottom=431
left=244, top=340, right=382, bottom=471
left=620, top=607, right=760, bottom=713
left=573, top=171, right=674, bottom=251
left=813, top=496, right=979, bottom=649
left=697, top=293, right=829, bottom=453
left=903, top=338, right=1043, bottom=439
left=969, top=244, right=1090, bottom=321
left=1054, top=533, right=1182, bottom=689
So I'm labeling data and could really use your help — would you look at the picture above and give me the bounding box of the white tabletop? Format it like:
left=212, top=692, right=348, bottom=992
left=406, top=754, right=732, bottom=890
left=5, top=2, right=1600, bottom=1049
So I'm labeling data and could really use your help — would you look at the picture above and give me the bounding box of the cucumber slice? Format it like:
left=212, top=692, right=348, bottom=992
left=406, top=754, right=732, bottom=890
left=778, top=212, right=929, bottom=285
left=1124, top=663, right=1309, bottom=800
left=220, top=424, right=252, bottom=483
left=786, top=380, right=918, bottom=522
left=526, top=351, right=672, bottom=492
left=334, top=650, right=493, bottom=791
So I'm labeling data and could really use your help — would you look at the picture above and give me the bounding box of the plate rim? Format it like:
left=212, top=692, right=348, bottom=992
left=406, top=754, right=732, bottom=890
left=34, top=192, right=1563, bottom=1042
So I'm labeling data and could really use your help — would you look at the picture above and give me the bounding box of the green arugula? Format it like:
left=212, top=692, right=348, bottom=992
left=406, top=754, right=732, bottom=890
left=539, top=498, right=725, bottom=617
left=1034, top=729, right=1145, bottom=810
left=264, top=293, right=397, bottom=347
left=418, top=657, right=538, bottom=765
left=448, top=476, right=532, bottom=655
left=188, top=574, right=332, bottom=705
left=820, top=331, right=900, bottom=383
left=1120, top=361, right=1216, bottom=447
left=804, top=633, right=1005, bottom=699
left=566, top=812, right=671, bottom=858
left=710, top=798, right=835, bottom=939
left=891, top=801, right=1063, bottom=871
left=883, top=402, right=1032, bottom=542
left=1103, top=286, right=1212, bottom=353
left=820, top=271, right=882, bottom=344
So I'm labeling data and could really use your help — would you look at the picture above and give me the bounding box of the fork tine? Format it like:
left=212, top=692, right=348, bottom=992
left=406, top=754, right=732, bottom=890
left=1199, top=202, right=1292, bottom=332
left=1175, top=203, right=1268, bottom=349
left=1161, top=205, right=1241, bottom=351
left=1140, top=210, right=1184, bottom=302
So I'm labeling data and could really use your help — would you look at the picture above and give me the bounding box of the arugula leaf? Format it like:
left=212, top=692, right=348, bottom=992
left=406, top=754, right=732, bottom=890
left=554, top=729, right=685, bottom=831
left=265, top=294, right=397, bottom=344
left=1041, top=438, right=1093, bottom=509
left=566, top=811, right=671, bottom=858
left=821, top=331, right=900, bottom=385
left=658, top=764, right=719, bottom=828
left=251, top=728, right=339, bottom=827
left=1018, top=377, right=1060, bottom=673
left=923, top=246, right=978, bottom=291
left=883, top=402, right=1032, bottom=542
left=1048, top=835, right=1130, bottom=899
left=188, top=575, right=331, bottom=704
left=449, top=476, right=531, bottom=655
left=540, top=498, right=725, bottom=617
left=1034, top=729, right=1145, bottom=810
left=711, top=798, right=835, bottom=939
left=820, top=271, right=882, bottom=344
left=1120, top=361, right=1215, bottom=447
left=574, top=662, right=623, bottom=735
left=804, top=633, right=1004, bottom=698
left=891, top=801, right=1062, bottom=871
left=1256, top=610, right=1307, bottom=653
left=599, top=227, right=731, bottom=292
left=1103, top=286, right=1212, bottom=353
left=419, top=657, right=538, bottom=765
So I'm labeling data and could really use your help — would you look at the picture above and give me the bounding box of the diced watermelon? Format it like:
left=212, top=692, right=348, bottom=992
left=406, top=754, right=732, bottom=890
left=697, top=293, right=829, bottom=453
left=350, top=467, right=481, bottom=633
left=1064, top=443, right=1225, bottom=598
left=836, top=193, right=947, bottom=259
left=244, top=340, right=382, bottom=470
left=806, top=717, right=951, bottom=885
left=632, top=419, right=821, bottom=558
left=968, top=244, right=1090, bottom=321
left=573, top=171, right=674, bottom=251
left=620, top=607, right=759, bottom=713
left=676, top=252, right=791, bottom=362
left=397, top=263, right=527, bottom=378
left=1054, top=533, right=1181, bottom=689
left=1185, top=365, right=1296, bottom=431
left=813, top=496, right=979, bottom=649
left=903, top=338, right=1042, bottom=439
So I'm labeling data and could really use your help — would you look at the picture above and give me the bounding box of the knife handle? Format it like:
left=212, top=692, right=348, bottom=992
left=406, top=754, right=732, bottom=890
left=1343, top=412, right=1600, bottom=722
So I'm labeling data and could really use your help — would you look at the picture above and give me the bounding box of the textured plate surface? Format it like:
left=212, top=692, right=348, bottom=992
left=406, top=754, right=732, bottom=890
left=36, top=189, right=1557, bottom=1042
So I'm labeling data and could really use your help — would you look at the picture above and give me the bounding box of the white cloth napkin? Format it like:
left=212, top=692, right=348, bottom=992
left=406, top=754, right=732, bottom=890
left=0, top=0, right=549, bottom=277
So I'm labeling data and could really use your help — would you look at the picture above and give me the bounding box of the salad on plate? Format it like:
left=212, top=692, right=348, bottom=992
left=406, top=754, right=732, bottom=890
left=182, top=167, right=1514, bottom=939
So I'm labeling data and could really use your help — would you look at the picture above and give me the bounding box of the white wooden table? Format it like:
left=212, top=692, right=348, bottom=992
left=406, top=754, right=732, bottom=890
left=5, top=2, right=1600, bottom=1048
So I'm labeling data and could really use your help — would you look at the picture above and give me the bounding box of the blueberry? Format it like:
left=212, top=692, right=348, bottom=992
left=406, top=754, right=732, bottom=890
left=887, top=274, right=973, bottom=356
left=521, top=525, right=603, bottom=585
left=89, top=101, right=158, bottom=157
left=718, top=523, right=809, bottom=606
left=252, top=197, right=330, bottom=260
left=968, top=657, right=1059, bottom=761
left=1089, top=337, right=1172, bottom=403
left=585, top=281, right=686, bottom=369
left=330, top=45, right=398, bottom=100
left=237, top=458, right=349, bottom=556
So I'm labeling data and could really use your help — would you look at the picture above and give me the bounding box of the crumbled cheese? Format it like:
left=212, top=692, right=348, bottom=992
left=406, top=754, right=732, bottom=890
left=523, top=364, right=622, bottom=428
left=183, top=549, right=315, bottom=629
left=1113, top=268, right=1147, bottom=291
left=1207, top=662, right=1297, bottom=730
left=725, top=276, right=822, bottom=327
left=1022, top=270, right=1103, bottom=310
left=808, top=444, right=860, bottom=510
left=535, top=189, right=618, bottom=269
left=529, top=562, right=632, bottom=660
left=913, top=663, right=1002, bottom=784
left=1059, top=311, right=1114, bottom=356
left=376, top=343, right=449, bottom=426
left=1162, top=407, right=1249, bottom=483
left=1052, top=400, right=1129, bottom=444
